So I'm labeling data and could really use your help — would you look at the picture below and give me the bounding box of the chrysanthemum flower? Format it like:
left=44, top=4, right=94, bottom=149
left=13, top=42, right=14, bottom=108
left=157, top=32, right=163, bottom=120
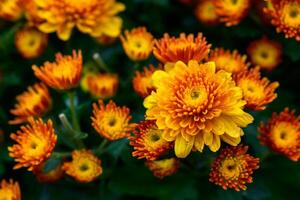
left=9, top=83, right=52, bottom=125
left=212, top=0, right=251, bottom=26
left=153, top=33, right=211, bottom=64
left=209, top=145, right=259, bottom=191
left=264, top=0, right=300, bottom=41
left=15, top=27, right=48, bottom=60
left=144, top=61, right=253, bottom=158
left=120, top=27, right=154, bottom=61
left=32, top=50, right=82, bottom=90
left=91, top=100, right=136, bottom=141
left=258, top=108, right=300, bottom=161
left=195, top=0, right=219, bottom=26
left=19, top=0, right=43, bottom=27
left=32, top=0, right=125, bottom=41
left=0, top=179, right=21, bottom=200
left=129, top=120, right=173, bottom=161
left=34, top=163, right=64, bottom=183
left=62, top=150, right=102, bottom=183
left=0, top=0, right=23, bottom=21
left=247, top=37, right=282, bottom=71
left=207, top=48, right=250, bottom=73
left=234, top=67, right=279, bottom=111
left=8, top=117, right=57, bottom=171
left=145, top=158, right=180, bottom=179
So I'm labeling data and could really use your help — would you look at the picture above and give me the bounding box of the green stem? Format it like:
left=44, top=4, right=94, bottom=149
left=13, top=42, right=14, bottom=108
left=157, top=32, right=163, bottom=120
left=68, top=91, right=81, bottom=132
left=93, top=53, right=110, bottom=72
left=93, top=139, right=109, bottom=155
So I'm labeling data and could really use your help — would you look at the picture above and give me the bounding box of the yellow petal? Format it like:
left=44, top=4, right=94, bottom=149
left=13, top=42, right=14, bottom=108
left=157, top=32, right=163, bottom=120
left=203, top=131, right=213, bottom=145
left=203, top=61, right=216, bottom=74
left=152, top=70, right=169, bottom=88
left=208, top=135, right=221, bottom=152
left=175, top=134, right=194, bottom=158
left=194, top=133, right=204, bottom=152
left=38, top=23, right=57, bottom=33
left=221, top=134, right=241, bottom=146
left=143, top=93, right=157, bottom=109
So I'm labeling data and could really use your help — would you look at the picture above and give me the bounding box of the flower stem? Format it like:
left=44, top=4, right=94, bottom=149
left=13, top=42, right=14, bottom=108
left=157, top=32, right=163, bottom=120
left=93, top=52, right=110, bottom=72
left=93, top=139, right=109, bottom=155
left=68, top=91, right=81, bottom=132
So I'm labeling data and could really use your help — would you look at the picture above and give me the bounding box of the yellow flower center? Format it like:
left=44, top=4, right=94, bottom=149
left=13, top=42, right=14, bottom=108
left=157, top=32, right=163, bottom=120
left=220, top=158, right=241, bottom=179
left=144, top=128, right=165, bottom=150
left=271, top=122, right=298, bottom=148
left=24, top=133, right=48, bottom=157
left=223, top=0, right=244, bottom=12
left=183, top=86, right=208, bottom=107
left=21, top=91, right=43, bottom=111
left=252, top=44, right=278, bottom=67
left=202, top=1, right=217, bottom=19
left=74, top=157, right=96, bottom=177
left=214, top=55, right=240, bottom=72
left=283, top=3, right=300, bottom=27
left=129, top=38, right=151, bottom=52
left=0, top=188, right=13, bottom=200
left=238, top=79, right=265, bottom=100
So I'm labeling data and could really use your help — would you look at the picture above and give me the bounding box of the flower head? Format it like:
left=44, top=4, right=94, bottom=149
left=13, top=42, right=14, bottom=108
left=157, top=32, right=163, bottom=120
left=8, top=117, right=57, bottom=171
left=259, top=108, right=300, bottom=161
left=63, top=150, right=102, bottom=183
left=34, top=163, right=64, bottom=183
left=195, top=0, right=219, bottom=26
left=0, top=0, right=23, bottom=21
left=91, top=100, right=135, bottom=141
left=144, top=61, right=253, bottom=158
left=9, top=83, right=51, bottom=125
left=234, top=67, right=279, bottom=111
left=129, top=120, right=173, bottom=161
left=145, top=158, right=180, bottom=179
left=32, top=50, right=82, bottom=90
left=209, top=145, right=259, bottom=191
left=120, top=27, right=154, bottom=61
left=0, top=179, right=21, bottom=200
left=153, top=33, right=211, bottom=64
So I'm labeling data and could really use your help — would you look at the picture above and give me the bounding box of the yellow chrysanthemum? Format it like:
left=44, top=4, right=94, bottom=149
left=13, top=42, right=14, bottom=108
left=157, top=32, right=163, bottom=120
left=9, top=83, right=52, bottom=125
left=144, top=61, right=253, bottom=158
left=15, top=27, right=48, bottom=60
left=0, top=179, right=21, bottom=200
left=234, top=67, right=279, bottom=111
left=259, top=108, right=300, bottom=161
left=153, top=33, right=211, bottom=64
left=145, top=158, right=180, bottom=179
left=34, top=163, right=64, bottom=183
left=195, top=0, right=219, bottom=26
left=32, top=0, right=125, bottom=41
left=91, top=100, right=136, bottom=141
left=32, top=50, right=82, bottom=90
left=120, top=27, right=154, bottom=61
left=207, top=48, right=250, bottom=73
left=8, top=117, right=57, bottom=171
left=0, top=0, right=23, bottom=21
left=62, top=150, right=102, bottom=183
left=213, top=0, right=250, bottom=26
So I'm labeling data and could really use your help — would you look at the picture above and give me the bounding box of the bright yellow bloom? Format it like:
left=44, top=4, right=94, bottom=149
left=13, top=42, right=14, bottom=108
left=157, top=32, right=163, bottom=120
left=32, top=0, right=125, bottom=41
left=91, top=100, right=135, bottom=141
left=34, top=163, right=64, bottom=183
left=234, top=67, right=279, bottom=111
left=153, top=33, right=211, bottom=64
left=8, top=117, right=57, bottom=171
left=0, top=0, right=23, bottom=21
left=32, top=50, right=82, bottom=90
left=63, top=150, right=102, bottom=183
left=0, top=179, right=21, bottom=200
left=259, top=108, right=300, bottom=161
left=195, top=0, right=219, bottom=26
left=144, top=61, right=253, bottom=158
left=145, top=158, right=180, bottom=179
left=9, top=83, right=51, bottom=125
left=209, top=145, right=259, bottom=191
left=120, top=27, right=154, bottom=61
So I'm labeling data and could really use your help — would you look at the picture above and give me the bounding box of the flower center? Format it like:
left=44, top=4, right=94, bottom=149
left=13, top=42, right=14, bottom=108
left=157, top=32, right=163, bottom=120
left=260, top=51, right=268, bottom=59
left=220, top=158, right=240, bottom=179
left=238, top=79, right=264, bottom=100
left=271, top=122, right=298, bottom=147
left=283, top=3, right=300, bottom=27
left=79, top=163, right=89, bottom=172
left=150, top=132, right=161, bottom=142
left=215, top=56, right=240, bottom=73
left=183, top=87, right=208, bottom=107
left=108, top=118, right=116, bottom=127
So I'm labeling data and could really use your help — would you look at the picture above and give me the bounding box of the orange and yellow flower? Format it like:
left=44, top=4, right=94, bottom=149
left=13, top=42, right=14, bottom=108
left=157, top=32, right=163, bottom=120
left=32, top=50, right=82, bottom=90
left=8, top=117, right=57, bottom=171
left=91, top=100, right=136, bottom=141
left=0, top=0, right=23, bottom=21
left=34, top=163, right=64, bottom=183
left=0, top=179, right=21, bottom=200
left=144, top=61, right=253, bottom=158
left=120, top=27, right=154, bottom=61
left=145, top=158, right=180, bottom=179
left=153, top=33, right=211, bottom=64
left=234, top=67, right=279, bottom=111
left=19, top=0, right=43, bottom=27
left=129, top=120, right=173, bottom=161
left=213, top=0, right=250, bottom=26
left=207, top=48, right=250, bottom=73
left=209, top=145, right=259, bottom=191
left=258, top=108, right=300, bottom=161
left=195, top=0, right=219, bottom=26
left=62, top=150, right=102, bottom=183
left=9, top=83, right=51, bottom=125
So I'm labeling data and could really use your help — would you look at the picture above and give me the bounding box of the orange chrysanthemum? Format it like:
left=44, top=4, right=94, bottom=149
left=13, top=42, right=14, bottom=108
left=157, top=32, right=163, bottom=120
left=153, top=33, right=211, bottom=64
left=247, top=37, right=282, bottom=71
left=264, top=0, right=300, bottom=41
left=32, top=50, right=82, bottom=90
left=15, top=27, right=48, bottom=60
left=209, top=145, right=259, bottom=191
left=0, top=0, right=23, bottom=21
left=213, top=0, right=250, bottom=26
left=195, top=0, right=219, bottom=26
left=62, top=150, right=102, bottom=183
left=120, top=27, right=154, bottom=61
left=129, top=120, right=173, bottom=161
left=34, top=163, right=64, bottom=183
left=0, top=179, right=21, bottom=200
left=234, top=67, right=279, bottom=111
left=144, top=61, right=253, bottom=158
left=9, top=83, right=52, bottom=125
left=145, top=158, right=180, bottom=179
left=258, top=108, right=300, bottom=161
left=32, top=0, right=125, bottom=41
left=207, top=48, right=250, bottom=73
left=19, top=0, right=43, bottom=27
left=8, top=117, right=57, bottom=171
left=91, top=100, right=136, bottom=141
